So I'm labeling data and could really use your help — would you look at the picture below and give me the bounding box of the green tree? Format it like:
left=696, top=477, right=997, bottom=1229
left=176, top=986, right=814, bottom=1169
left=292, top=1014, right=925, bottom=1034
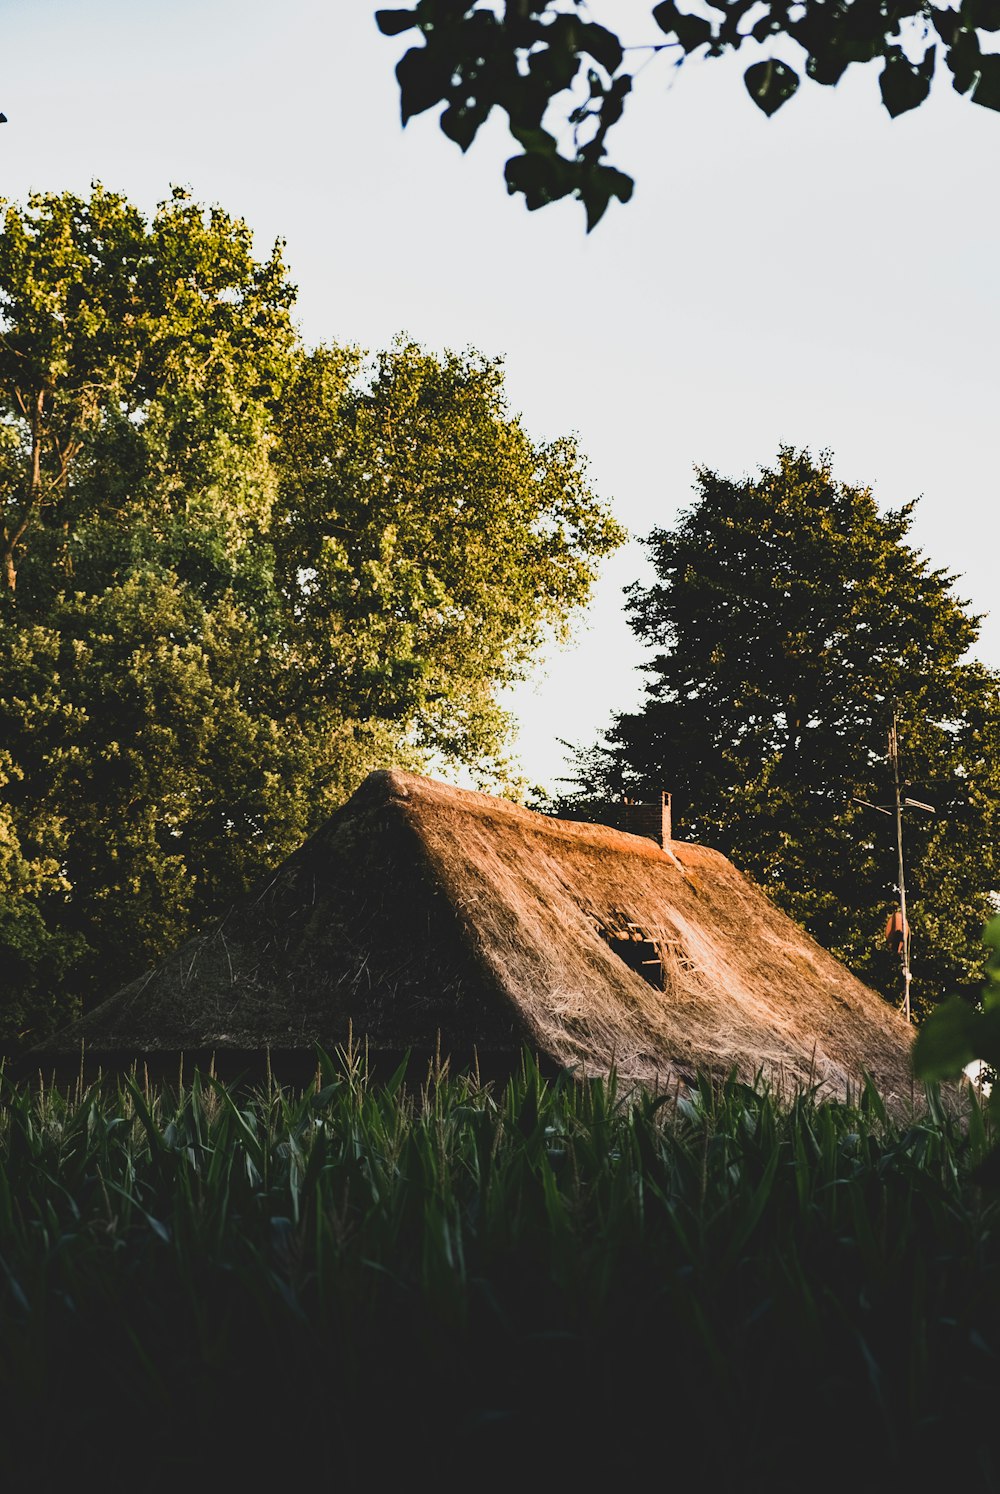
left=0, top=184, right=300, bottom=1038
left=377, top=1, right=1000, bottom=227
left=0, top=748, right=83, bottom=1042
left=0, top=187, right=623, bottom=1042
left=271, top=341, right=622, bottom=771
left=0, top=184, right=294, bottom=597
left=572, top=447, right=1000, bottom=1012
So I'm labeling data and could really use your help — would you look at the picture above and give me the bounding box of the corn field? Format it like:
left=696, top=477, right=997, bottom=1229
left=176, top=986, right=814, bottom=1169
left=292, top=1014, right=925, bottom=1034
left=0, top=1052, right=998, bottom=1489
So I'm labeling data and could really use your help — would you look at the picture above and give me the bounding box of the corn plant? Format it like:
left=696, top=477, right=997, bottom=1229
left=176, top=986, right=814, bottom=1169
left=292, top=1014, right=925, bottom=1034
left=0, top=1052, right=997, bottom=1488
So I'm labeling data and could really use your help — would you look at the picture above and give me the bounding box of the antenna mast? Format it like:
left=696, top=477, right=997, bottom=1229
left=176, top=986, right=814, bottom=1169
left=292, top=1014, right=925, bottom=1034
left=888, top=710, right=912, bottom=1022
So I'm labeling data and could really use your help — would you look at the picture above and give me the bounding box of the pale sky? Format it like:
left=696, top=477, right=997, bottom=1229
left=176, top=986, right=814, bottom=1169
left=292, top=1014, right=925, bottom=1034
left=4, top=1, right=999, bottom=792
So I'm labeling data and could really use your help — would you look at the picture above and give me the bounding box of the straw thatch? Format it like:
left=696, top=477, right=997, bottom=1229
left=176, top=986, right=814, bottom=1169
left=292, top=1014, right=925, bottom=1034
left=35, top=769, right=915, bottom=1101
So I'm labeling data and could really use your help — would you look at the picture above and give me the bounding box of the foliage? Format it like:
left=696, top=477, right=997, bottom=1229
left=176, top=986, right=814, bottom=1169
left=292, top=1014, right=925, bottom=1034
left=0, top=752, right=83, bottom=1040
left=272, top=342, right=622, bottom=767
left=0, top=1056, right=996, bottom=1483
left=376, top=0, right=1000, bottom=227
left=0, top=183, right=294, bottom=597
left=0, top=187, right=622, bottom=1041
left=914, top=915, right=1000, bottom=1139
left=570, top=448, right=1000, bottom=1013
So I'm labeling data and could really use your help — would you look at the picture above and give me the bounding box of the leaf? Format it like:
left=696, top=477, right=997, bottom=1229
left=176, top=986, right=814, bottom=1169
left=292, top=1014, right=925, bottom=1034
left=583, top=166, right=635, bottom=232
left=930, top=7, right=960, bottom=45
left=528, top=20, right=580, bottom=93
left=721, top=1146, right=780, bottom=1270
left=504, top=150, right=576, bottom=211
left=967, top=0, right=1000, bottom=31
left=441, top=101, right=486, bottom=151
left=879, top=46, right=935, bottom=117
left=946, top=26, right=982, bottom=93
left=375, top=8, right=418, bottom=36
left=805, top=47, right=851, bottom=86
left=395, top=46, right=451, bottom=124
left=744, top=59, right=800, bottom=116
left=859, top=1073, right=889, bottom=1126
left=972, top=53, right=1000, bottom=109
left=122, top=1074, right=166, bottom=1157
left=105, top=1179, right=172, bottom=1243
left=0, top=1253, right=29, bottom=1313
left=912, top=997, right=979, bottom=1079
left=652, top=1, right=714, bottom=52
left=581, top=22, right=624, bottom=74
left=144, top=1211, right=171, bottom=1244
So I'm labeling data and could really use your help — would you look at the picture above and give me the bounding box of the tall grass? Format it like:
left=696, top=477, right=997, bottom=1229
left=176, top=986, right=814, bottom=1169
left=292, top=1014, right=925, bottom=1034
left=0, top=1053, right=998, bottom=1489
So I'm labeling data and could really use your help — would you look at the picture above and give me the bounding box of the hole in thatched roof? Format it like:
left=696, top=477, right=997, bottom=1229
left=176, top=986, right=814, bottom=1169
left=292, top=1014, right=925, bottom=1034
left=597, top=919, right=665, bottom=992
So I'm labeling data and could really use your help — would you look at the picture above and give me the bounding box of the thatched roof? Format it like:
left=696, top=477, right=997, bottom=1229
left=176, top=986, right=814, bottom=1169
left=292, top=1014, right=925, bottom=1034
left=36, top=769, right=915, bottom=1101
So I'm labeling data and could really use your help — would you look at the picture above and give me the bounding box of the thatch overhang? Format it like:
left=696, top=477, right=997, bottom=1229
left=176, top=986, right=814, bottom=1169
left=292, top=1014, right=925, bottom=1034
left=33, top=769, right=915, bottom=1100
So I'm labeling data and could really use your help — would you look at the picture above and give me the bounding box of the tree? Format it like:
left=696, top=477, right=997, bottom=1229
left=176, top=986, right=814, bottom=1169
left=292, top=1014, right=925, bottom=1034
left=571, top=448, right=1000, bottom=1012
left=0, top=185, right=300, bottom=1038
left=0, top=748, right=83, bottom=1043
left=0, top=184, right=294, bottom=596
left=0, top=187, right=623, bottom=1042
left=271, top=341, right=622, bottom=769
left=376, top=0, right=1000, bottom=227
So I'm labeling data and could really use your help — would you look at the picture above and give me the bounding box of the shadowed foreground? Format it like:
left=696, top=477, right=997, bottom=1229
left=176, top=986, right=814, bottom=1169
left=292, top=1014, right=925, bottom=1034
left=0, top=1061, right=995, bottom=1491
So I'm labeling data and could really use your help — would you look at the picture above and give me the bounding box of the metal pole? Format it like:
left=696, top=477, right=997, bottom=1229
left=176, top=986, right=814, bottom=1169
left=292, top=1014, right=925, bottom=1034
left=888, top=712, right=912, bottom=1022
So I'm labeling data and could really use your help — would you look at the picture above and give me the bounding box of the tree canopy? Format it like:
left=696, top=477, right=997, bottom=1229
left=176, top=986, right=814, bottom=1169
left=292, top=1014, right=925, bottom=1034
left=0, top=185, right=623, bottom=1044
left=271, top=342, right=617, bottom=767
left=0, top=184, right=294, bottom=596
left=570, top=448, right=1000, bottom=1012
left=377, top=0, right=1000, bottom=226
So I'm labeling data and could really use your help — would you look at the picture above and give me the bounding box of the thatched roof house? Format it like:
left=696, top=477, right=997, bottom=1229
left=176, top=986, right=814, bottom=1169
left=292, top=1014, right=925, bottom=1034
left=35, top=769, right=915, bottom=1100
